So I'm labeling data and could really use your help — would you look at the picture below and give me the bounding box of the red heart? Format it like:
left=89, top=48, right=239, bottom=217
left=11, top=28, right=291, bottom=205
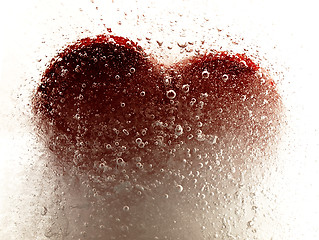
left=33, top=35, right=283, bottom=172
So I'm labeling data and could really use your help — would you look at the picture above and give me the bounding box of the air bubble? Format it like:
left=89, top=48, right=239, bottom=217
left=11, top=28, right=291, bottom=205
left=166, top=90, right=176, bottom=99
left=202, top=70, right=210, bottom=79
left=222, top=74, right=229, bottom=82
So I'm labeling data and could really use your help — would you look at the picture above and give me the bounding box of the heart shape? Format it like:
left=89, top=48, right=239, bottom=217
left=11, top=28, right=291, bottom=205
left=33, top=35, right=283, bottom=173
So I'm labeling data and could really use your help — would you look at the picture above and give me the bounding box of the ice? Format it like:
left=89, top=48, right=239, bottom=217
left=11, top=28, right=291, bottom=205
left=1, top=0, right=319, bottom=239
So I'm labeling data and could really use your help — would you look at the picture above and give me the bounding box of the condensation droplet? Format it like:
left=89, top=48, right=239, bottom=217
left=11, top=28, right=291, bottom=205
left=41, top=206, right=47, bottom=216
left=123, top=206, right=130, bottom=211
left=176, top=185, right=183, bottom=193
left=166, top=90, right=176, bottom=99
left=105, top=144, right=112, bottom=149
left=74, top=114, right=80, bottom=120
left=138, top=142, right=145, bottom=148
left=182, top=84, right=190, bottom=93
left=136, top=162, right=143, bottom=169
left=222, top=74, right=229, bottom=82
left=116, top=158, right=125, bottom=165
left=175, top=125, right=183, bottom=136
left=156, top=40, right=163, bottom=46
left=129, top=67, right=136, bottom=73
left=190, top=98, right=196, bottom=106
left=141, top=128, right=147, bottom=136
left=202, top=70, right=210, bottom=79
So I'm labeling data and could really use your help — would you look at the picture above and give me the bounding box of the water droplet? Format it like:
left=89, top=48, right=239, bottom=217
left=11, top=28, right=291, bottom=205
left=141, top=128, right=147, bottom=136
left=74, top=114, right=80, bottom=120
left=182, top=84, right=190, bottom=93
left=75, top=65, right=81, bottom=73
left=177, top=42, right=187, bottom=48
left=202, top=70, right=210, bottom=79
left=175, top=124, right=183, bottom=136
left=241, top=95, right=247, bottom=101
left=247, top=220, right=254, bottom=228
left=222, top=74, right=229, bottom=82
left=40, top=206, right=47, bottom=216
left=166, top=90, right=176, bottom=99
left=121, top=225, right=129, bottom=232
left=116, top=158, right=125, bottom=165
left=138, top=142, right=145, bottom=148
left=156, top=40, right=163, bottom=46
left=129, top=67, right=135, bottom=73
left=190, top=98, right=196, bottom=106
left=123, top=206, right=130, bottom=211
left=136, top=162, right=143, bottom=169
left=176, top=185, right=183, bottom=193
left=199, top=101, right=204, bottom=109
left=105, top=144, right=112, bottom=149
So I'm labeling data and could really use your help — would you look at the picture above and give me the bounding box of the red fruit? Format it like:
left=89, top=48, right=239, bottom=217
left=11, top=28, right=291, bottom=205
left=33, top=35, right=283, bottom=172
